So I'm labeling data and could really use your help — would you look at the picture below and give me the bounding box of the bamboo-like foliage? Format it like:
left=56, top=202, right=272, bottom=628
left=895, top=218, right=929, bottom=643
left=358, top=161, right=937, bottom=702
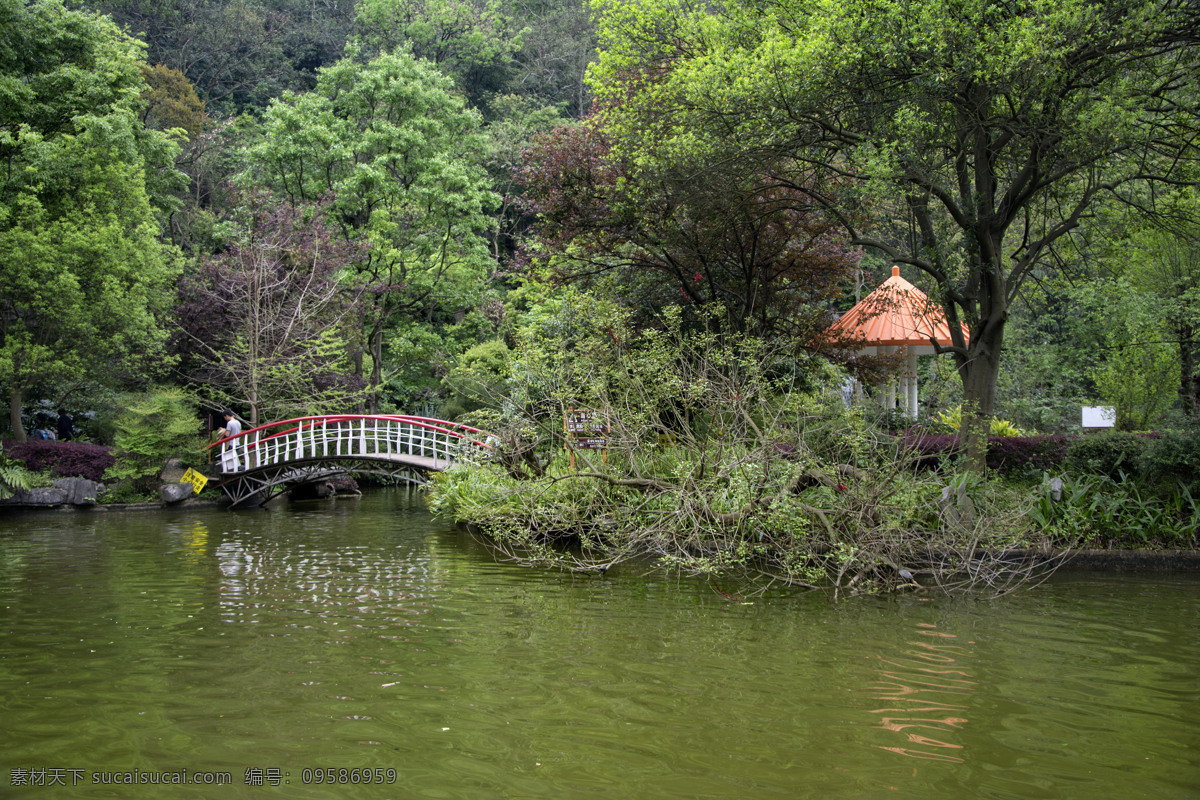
left=103, top=387, right=203, bottom=494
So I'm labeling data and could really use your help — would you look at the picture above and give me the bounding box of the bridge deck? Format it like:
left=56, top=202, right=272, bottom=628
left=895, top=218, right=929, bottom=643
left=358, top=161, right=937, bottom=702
left=205, top=414, right=489, bottom=507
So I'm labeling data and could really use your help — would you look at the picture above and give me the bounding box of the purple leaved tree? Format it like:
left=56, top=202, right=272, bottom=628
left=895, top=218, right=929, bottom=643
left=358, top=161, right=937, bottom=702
left=174, top=190, right=367, bottom=425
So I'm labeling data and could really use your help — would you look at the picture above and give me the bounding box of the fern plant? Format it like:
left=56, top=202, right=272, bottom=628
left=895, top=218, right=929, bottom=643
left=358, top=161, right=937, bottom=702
left=0, top=443, right=36, bottom=500
left=103, top=388, right=203, bottom=494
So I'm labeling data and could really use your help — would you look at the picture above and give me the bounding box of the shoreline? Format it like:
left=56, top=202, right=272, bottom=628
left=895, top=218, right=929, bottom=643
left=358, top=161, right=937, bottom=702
left=4, top=497, right=1198, bottom=572
left=1052, top=549, right=1200, bottom=571
left=0, top=496, right=230, bottom=513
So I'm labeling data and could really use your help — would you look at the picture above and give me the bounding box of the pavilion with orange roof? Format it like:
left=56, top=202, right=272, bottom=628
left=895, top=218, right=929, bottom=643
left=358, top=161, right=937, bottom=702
left=826, top=266, right=969, bottom=418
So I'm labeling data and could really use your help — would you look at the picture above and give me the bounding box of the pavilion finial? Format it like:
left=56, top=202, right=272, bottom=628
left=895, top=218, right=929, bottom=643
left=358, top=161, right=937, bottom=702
left=891, top=265, right=900, bottom=277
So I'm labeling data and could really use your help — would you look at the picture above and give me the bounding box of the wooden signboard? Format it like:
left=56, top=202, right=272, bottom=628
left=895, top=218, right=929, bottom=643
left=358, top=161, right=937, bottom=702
left=564, top=409, right=608, bottom=467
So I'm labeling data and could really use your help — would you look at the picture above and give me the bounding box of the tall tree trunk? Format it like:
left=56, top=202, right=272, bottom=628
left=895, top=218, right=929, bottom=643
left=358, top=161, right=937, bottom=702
left=1179, top=325, right=1197, bottom=416
left=956, top=319, right=1005, bottom=472
left=8, top=389, right=26, bottom=443
left=368, top=324, right=383, bottom=415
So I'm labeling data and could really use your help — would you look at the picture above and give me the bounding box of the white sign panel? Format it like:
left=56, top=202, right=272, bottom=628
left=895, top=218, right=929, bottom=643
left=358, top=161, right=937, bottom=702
left=1081, top=406, right=1116, bottom=428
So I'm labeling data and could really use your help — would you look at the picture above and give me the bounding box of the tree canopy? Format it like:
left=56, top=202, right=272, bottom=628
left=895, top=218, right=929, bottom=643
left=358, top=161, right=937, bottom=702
left=587, top=0, right=1200, bottom=460
left=243, top=48, right=498, bottom=411
left=355, top=0, right=526, bottom=110
left=0, top=0, right=184, bottom=441
left=519, top=115, right=862, bottom=346
left=174, top=191, right=366, bottom=424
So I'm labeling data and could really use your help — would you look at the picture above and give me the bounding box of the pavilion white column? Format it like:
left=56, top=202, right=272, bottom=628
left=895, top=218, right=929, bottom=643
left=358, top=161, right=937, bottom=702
left=903, top=351, right=919, bottom=419
left=879, top=346, right=897, bottom=412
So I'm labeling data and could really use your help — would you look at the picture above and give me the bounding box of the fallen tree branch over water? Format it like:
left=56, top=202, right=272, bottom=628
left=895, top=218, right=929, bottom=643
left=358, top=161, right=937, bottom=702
left=431, top=304, right=1068, bottom=598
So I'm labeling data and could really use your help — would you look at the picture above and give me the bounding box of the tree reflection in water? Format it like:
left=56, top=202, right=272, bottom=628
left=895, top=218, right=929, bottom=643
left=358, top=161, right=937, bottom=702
left=867, top=622, right=975, bottom=762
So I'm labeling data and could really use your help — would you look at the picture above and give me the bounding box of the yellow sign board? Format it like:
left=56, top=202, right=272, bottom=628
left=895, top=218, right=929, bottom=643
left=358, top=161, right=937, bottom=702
left=180, top=468, right=209, bottom=494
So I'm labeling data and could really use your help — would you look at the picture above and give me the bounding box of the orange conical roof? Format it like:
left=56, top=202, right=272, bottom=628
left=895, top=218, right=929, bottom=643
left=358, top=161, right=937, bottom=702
left=827, top=266, right=968, bottom=348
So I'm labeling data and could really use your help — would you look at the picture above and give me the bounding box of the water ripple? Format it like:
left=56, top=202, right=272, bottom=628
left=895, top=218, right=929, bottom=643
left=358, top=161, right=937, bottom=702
left=2, top=497, right=1198, bottom=799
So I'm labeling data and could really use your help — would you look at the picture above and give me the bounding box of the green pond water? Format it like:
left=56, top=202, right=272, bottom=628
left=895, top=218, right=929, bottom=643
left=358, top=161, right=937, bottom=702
left=1, top=488, right=1197, bottom=799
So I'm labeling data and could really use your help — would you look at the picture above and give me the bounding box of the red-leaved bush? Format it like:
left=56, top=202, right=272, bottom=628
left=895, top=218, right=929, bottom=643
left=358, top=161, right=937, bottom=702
left=5, top=440, right=114, bottom=482
left=902, top=434, right=1069, bottom=476
left=985, top=435, right=1070, bottom=476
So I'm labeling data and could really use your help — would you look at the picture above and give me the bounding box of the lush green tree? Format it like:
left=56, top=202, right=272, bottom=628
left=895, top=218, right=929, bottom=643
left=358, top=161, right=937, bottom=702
left=78, top=0, right=357, bottom=111
left=134, top=64, right=231, bottom=253
left=1041, top=186, right=1200, bottom=425
left=1123, top=220, right=1200, bottom=418
left=1079, top=282, right=1179, bottom=430
left=243, top=48, right=498, bottom=412
left=0, top=0, right=184, bottom=441
left=994, top=297, right=1096, bottom=434
left=510, top=0, right=596, bottom=117
left=587, top=0, right=1200, bottom=465
left=441, top=336, right=511, bottom=417
left=380, top=310, right=496, bottom=413
left=139, top=64, right=207, bottom=135
left=354, top=0, right=525, bottom=110
left=482, top=94, right=569, bottom=261
left=104, top=386, right=201, bottom=497
left=269, top=0, right=360, bottom=82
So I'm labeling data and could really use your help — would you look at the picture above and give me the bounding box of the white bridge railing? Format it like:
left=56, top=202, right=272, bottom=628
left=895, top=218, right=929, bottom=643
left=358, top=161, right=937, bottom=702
left=209, top=415, right=490, bottom=475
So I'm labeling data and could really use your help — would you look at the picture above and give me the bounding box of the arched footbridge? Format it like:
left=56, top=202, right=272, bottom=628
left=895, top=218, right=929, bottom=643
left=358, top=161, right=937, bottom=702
left=206, top=415, right=491, bottom=507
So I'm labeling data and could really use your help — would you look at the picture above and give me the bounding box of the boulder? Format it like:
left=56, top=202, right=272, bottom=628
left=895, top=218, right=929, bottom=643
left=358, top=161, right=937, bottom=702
left=159, top=482, right=194, bottom=505
left=159, top=458, right=187, bottom=484
left=290, top=481, right=336, bottom=500
left=289, top=475, right=360, bottom=500
left=329, top=476, right=360, bottom=495
left=53, top=477, right=104, bottom=506
left=3, top=487, right=68, bottom=507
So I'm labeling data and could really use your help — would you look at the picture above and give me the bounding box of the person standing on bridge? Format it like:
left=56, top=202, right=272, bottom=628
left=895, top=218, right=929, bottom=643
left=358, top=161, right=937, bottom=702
left=219, top=410, right=244, bottom=471
left=221, top=410, right=242, bottom=439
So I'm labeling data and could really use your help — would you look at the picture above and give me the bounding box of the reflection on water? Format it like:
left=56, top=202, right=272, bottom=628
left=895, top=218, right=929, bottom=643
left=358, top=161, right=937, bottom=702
left=868, top=623, right=974, bottom=763
left=215, top=537, right=445, bottom=629
left=1, top=492, right=1199, bottom=799
left=182, top=521, right=208, bottom=567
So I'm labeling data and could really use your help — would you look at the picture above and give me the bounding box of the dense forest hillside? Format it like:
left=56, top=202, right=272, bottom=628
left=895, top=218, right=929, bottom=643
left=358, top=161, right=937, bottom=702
left=3, top=0, right=1198, bottom=582
left=73, top=0, right=595, bottom=116
left=0, top=0, right=596, bottom=438
left=2, top=0, right=1197, bottom=459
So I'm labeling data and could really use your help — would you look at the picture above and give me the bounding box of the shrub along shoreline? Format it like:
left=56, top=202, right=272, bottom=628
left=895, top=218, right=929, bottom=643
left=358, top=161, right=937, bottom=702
left=5, top=428, right=1198, bottom=595
left=427, top=426, right=1200, bottom=598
